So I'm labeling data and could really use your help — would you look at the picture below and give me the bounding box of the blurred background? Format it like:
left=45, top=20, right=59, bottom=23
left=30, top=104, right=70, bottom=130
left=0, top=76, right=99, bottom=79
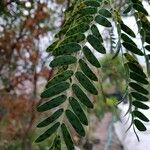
left=0, top=0, right=150, bottom=150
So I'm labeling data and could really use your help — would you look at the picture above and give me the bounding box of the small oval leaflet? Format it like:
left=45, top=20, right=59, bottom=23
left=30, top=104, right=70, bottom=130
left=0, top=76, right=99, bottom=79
left=129, top=82, right=149, bottom=95
left=146, top=35, right=150, bottom=44
left=130, top=72, right=149, bottom=85
left=95, top=15, right=112, bottom=27
left=87, top=34, right=106, bottom=54
left=133, top=110, right=149, bottom=122
left=124, top=53, right=139, bottom=63
left=79, top=59, right=98, bottom=81
left=76, top=15, right=94, bottom=24
left=120, top=23, right=136, bottom=37
left=123, top=4, right=132, bottom=14
left=83, top=46, right=101, bottom=68
left=145, top=45, right=150, bottom=52
left=50, top=55, right=77, bottom=68
left=121, top=33, right=137, bottom=47
left=49, top=135, right=61, bottom=150
left=75, top=71, right=98, bottom=95
left=37, top=95, right=67, bottom=112
left=133, top=4, right=148, bottom=16
left=91, top=24, right=103, bottom=42
left=134, top=119, right=147, bottom=131
left=72, top=84, right=93, bottom=108
left=83, top=0, right=100, bottom=7
left=53, top=42, right=81, bottom=56
left=60, top=33, right=85, bottom=45
left=46, top=70, right=73, bottom=88
left=66, top=22, right=89, bottom=36
left=46, top=40, right=59, bottom=52
left=132, top=101, right=149, bottom=110
left=126, top=62, right=146, bottom=78
left=41, top=81, right=70, bottom=98
left=98, top=8, right=112, bottom=18
left=79, top=6, right=97, bottom=16
left=37, top=109, right=64, bottom=128
left=61, top=123, right=74, bottom=150
left=66, top=109, right=86, bottom=137
left=131, top=92, right=149, bottom=102
left=35, top=122, right=60, bottom=143
left=122, top=42, right=144, bottom=56
left=69, top=97, right=88, bottom=125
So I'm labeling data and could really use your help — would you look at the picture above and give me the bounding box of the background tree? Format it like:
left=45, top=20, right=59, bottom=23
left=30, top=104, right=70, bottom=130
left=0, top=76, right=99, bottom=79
left=0, top=0, right=68, bottom=149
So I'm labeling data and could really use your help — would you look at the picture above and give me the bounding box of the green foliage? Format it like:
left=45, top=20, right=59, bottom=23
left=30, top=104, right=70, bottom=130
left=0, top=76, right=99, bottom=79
left=36, top=0, right=150, bottom=149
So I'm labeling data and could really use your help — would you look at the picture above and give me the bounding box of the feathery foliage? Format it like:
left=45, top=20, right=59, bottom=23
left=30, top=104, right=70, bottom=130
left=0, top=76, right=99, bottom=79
left=36, top=0, right=150, bottom=149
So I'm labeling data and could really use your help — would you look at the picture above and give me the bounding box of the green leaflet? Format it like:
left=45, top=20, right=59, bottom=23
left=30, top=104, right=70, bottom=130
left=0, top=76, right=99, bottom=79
left=35, top=122, right=60, bottom=143
left=146, top=35, right=150, bottom=44
left=132, top=101, right=149, bottom=110
left=95, top=15, right=112, bottom=27
left=69, top=97, right=88, bottom=125
left=66, top=22, right=89, bottom=36
left=76, top=15, right=94, bottom=24
left=129, top=82, right=149, bottom=95
left=133, top=110, right=149, bottom=122
left=53, top=42, right=81, bottom=56
left=41, top=82, right=70, bottom=98
left=46, top=70, right=73, bottom=88
left=147, top=54, right=150, bottom=60
left=60, top=33, right=85, bottom=45
left=72, top=84, right=93, bottom=108
left=122, top=42, right=144, bottom=56
left=75, top=71, right=98, bottom=95
left=124, top=53, right=139, bottom=63
left=49, top=135, right=61, bottom=150
left=83, top=0, right=100, bottom=7
left=141, top=21, right=150, bottom=31
left=126, top=62, right=146, bottom=78
left=121, top=33, right=137, bottom=47
left=61, top=123, right=74, bottom=150
left=87, top=34, right=106, bottom=54
left=46, top=40, right=59, bottom=52
left=55, top=25, right=69, bottom=38
left=50, top=55, right=77, bottom=67
left=133, top=4, right=148, bottom=16
left=66, top=109, right=85, bottom=137
left=79, top=7, right=97, bottom=16
left=91, top=24, right=103, bottom=42
left=37, top=109, right=64, bottom=128
left=131, top=92, right=149, bottom=102
left=120, top=23, right=136, bottom=37
left=98, top=8, right=112, bottom=18
left=79, top=59, right=98, bottom=81
left=134, top=119, right=147, bottom=131
left=123, top=4, right=132, bottom=14
left=131, top=0, right=142, bottom=5
left=145, top=45, right=150, bottom=51
left=83, top=46, right=101, bottom=68
left=130, top=72, right=149, bottom=85
left=37, top=95, right=67, bottom=112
